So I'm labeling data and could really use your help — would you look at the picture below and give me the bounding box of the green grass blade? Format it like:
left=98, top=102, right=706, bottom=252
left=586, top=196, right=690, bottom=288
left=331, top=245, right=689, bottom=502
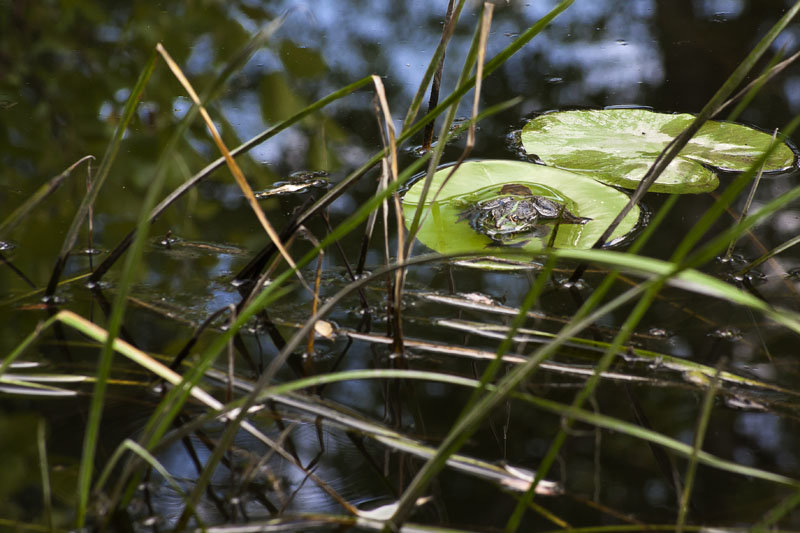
left=508, top=114, right=800, bottom=528
left=740, top=233, right=800, bottom=274
left=91, top=74, right=373, bottom=284
left=751, top=488, right=800, bottom=532
left=592, top=0, right=800, bottom=249
left=462, top=254, right=557, bottom=411
left=677, top=367, right=721, bottom=532
left=404, top=8, right=485, bottom=249
left=75, top=19, right=299, bottom=522
left=36, top=419, right=53, bottom=532
left=95, top=439, right=187, bottom=500
left=0, top=315, right=61, bottom=377
left=107, top=101, right=517, bottom=512
left=259, top=0, right=576, bottom=273
left=551, top=248, right=800, bottom=334
left=725, top=49, right=785, bottom=123
left=401, top=0, right=466, bottom=129
left=674, top=115, right=800, bottom=264
left=0, top=155, right=94, bottom=241
left=248, top=368, right=800, bottom=496
left=44, top=50, right=157, bottom=298
left=517, top=392, right=800, bottom=489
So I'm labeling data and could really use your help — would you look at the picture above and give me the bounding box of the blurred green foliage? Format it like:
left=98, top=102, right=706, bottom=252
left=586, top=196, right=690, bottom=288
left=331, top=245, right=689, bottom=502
left=0, top=412, right=42, bottom=519
left=0, top=0, right=355, bottom=287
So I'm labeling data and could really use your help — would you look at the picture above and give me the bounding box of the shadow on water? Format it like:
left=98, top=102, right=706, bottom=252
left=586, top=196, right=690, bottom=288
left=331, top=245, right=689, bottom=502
left=2, top=0, right=800, bottom=530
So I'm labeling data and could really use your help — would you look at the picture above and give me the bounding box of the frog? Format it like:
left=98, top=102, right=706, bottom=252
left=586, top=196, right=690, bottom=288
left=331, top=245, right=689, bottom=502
left=457, top=183, right=590, bottom=245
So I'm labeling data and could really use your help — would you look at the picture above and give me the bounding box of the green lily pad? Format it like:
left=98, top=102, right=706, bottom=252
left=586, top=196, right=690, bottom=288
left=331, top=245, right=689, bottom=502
left=402, top=160, right=640, bottom=267
left=520, top=109, right=797, bottom=193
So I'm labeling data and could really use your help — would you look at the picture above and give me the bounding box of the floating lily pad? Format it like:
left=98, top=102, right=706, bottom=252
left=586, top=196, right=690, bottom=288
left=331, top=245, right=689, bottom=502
left=402, top=160, right=640, bottom=267
left=520, top=109, right=797, bottom=193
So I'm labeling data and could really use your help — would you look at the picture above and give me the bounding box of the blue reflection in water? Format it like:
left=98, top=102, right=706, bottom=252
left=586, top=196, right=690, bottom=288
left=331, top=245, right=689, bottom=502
left=694, top=0, right=746, bottom=19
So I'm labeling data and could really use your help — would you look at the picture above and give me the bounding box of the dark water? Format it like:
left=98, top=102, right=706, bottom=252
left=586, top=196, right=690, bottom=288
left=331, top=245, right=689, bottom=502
left=3, top=0, right=800, bottom=530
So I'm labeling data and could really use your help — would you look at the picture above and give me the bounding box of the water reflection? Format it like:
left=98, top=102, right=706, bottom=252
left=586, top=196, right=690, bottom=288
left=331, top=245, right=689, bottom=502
left=696, top=0, right=747, bottom=20
left=145, top=420, right=390, bottom=528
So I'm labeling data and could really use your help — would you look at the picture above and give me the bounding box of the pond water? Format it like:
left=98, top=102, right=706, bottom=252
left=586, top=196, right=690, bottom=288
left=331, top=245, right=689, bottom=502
left=3, top=0, right=800, bottom=530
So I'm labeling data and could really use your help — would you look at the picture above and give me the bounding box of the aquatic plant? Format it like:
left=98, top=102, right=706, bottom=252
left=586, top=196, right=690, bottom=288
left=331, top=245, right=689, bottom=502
left=521, top=108, right=797, bottom=193
left=402, top=159, right=640, bottom=264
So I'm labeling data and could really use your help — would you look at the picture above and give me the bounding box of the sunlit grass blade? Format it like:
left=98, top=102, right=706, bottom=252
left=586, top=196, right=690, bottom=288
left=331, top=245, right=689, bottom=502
left=72, top=17, right=299, bottom=522
left=51, top=310, right=241, bottom=409
left=549, top=248, right=800, bottom=334
left=89, top=16, right=329, bottom=285
left=155, top=43, right=311, bottom=293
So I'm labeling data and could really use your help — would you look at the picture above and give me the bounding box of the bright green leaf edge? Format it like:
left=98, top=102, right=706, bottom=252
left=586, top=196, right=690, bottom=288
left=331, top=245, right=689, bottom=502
left=521, top=108, right=797, bottom=193
left=402, top=160, right=640, bottom=266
